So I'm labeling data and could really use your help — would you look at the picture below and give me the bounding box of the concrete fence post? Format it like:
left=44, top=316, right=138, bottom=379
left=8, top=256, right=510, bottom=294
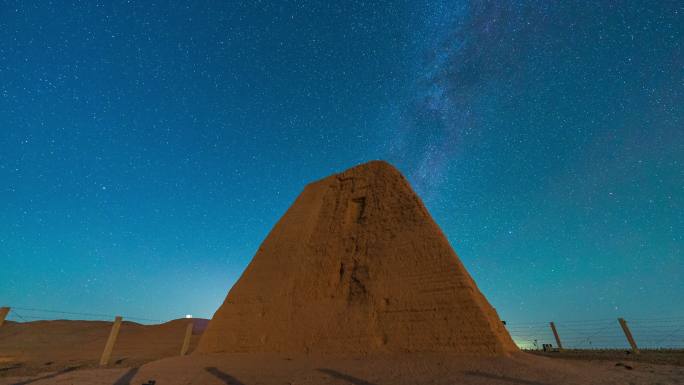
left=180, top=321, right=194, bottom=356
left=618, top=318, right=639, bottom=354
left=0, top=307, right=10, bottom=328
left=550, top=321, right=563, bottom=351
left=99, top=316, right=123, bottom=366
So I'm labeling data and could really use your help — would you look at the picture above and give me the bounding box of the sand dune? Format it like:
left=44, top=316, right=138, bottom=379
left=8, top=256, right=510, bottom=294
left=0, top=318, right=208, bottom=377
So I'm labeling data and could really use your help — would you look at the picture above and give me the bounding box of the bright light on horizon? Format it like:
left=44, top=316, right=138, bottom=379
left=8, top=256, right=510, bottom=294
left=185, top=314, right=192, bottom=319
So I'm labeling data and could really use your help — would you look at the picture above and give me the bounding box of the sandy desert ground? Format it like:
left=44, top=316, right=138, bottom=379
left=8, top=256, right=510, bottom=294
left=1, top=351, right=683, bottom=385
left=3, top=320, right=682, bottom=384
left=531, top=348, right=684, bottom=367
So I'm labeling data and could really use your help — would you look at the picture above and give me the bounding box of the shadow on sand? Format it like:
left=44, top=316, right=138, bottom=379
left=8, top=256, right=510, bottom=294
left=205, top=367, right=246, bottom=385
left=112, top=367, right=140, bottom=385
left=0, top=364, right=22, bottom=373
left=10, top=365, right=81, bottom=385
left=317, top=368, right=377, bottom=385
left=463, top=370, right=549, bottom=385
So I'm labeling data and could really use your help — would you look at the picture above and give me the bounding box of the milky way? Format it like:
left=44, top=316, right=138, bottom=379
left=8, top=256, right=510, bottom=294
left=389, top=1, right=555, bottom=194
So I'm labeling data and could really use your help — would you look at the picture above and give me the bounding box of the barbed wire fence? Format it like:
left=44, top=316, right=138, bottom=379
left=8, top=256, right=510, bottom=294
left=506, top=316, right=684, bottom=350
left=2, top=305, right=684, bottom=351
left=5, top=306, right=164, bottom=324
left=0, top=305, right=198, bottom=367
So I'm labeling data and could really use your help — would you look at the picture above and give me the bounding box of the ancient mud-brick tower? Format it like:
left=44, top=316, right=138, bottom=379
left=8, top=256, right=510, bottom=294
left=198, top=161, right=517, bottom=355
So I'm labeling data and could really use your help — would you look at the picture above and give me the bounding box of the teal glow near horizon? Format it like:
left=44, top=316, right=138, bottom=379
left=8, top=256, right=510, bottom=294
left=0, top=1, right=682, bottom=328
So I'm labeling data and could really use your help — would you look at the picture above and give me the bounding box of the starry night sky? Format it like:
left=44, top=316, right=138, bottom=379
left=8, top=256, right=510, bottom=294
left=1, top=1, right=682, bottom=325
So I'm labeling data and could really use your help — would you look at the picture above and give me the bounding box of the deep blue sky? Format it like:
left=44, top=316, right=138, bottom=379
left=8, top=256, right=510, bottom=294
left=1, top=1, right=682, bottom=332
